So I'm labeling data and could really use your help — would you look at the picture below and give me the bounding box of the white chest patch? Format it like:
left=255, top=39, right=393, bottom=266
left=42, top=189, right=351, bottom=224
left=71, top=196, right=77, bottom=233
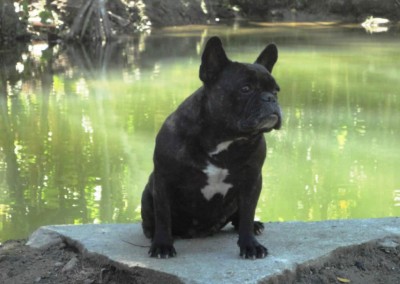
left=201, top=162, right=232, bottom=201
left=209, top=137, right=247, bottom=156
left=209, top=140, right=234, bottom=156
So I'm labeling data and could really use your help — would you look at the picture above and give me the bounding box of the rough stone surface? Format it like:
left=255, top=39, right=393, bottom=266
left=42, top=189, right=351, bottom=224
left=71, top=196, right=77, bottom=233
left=61, top=256, right=79, bottom=273
left=26, top=227, right=63, bottom=250
left=27, top=218, right=400, bottom=283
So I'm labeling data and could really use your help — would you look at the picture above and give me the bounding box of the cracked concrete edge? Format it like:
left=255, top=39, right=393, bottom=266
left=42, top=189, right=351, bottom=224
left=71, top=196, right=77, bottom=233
left=26, top=226, right=184, bottom=284
left=26, top=226, right=109, bottom=264
left=26, top=227, right=63, bottom=250
left=260, top=235, right=400, bottom=283
left=64, top=235, right=184, bottom=284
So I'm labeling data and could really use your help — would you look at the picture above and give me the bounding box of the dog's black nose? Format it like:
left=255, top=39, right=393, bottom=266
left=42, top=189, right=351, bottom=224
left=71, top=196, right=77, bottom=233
left=261, top=92, right=276, bottom=103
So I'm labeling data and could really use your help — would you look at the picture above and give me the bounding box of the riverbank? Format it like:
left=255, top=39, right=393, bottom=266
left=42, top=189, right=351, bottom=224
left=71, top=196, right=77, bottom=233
left=2, top=0, right=399, bottom=44
left=232, top=0, right=400, bottom=22
left=143, top=0, right=400, bottom=27
left=142, top=0, right=400, bottom=27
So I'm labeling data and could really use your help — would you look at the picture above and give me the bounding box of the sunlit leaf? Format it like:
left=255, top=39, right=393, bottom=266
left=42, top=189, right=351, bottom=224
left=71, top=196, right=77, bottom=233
left=337, top=277, right=351, bottom=283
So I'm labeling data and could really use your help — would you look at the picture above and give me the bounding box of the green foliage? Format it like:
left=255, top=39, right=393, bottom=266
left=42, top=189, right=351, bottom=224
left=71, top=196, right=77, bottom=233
left=18, top=0, right=30, bottom=23
left=39, top=9, right=53, bottom=24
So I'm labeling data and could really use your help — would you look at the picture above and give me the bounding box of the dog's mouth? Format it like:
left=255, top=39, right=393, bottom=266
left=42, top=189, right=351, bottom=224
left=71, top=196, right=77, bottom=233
left=260, top=114, right=280, bottom=131
left=239, top=112, right=282, bottom=134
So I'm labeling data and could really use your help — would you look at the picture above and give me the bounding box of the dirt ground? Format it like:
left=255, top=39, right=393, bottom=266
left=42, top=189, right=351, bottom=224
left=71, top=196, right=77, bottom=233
left=0, top=239, right=182, bottom=284
left=1, top=236, right=399, bottom=284
left=265, top=236, right=400, bottom=284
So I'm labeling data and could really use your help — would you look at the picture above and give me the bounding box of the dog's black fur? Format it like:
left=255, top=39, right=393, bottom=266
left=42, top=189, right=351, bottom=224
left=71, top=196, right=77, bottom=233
left=141, top=36, right=281, bottom=259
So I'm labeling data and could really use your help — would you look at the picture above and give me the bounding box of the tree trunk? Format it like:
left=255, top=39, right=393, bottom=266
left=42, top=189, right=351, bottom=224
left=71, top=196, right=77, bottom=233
left=0, top=0, right=21, bottom=44
left=67, top=0, right=112, bottom=42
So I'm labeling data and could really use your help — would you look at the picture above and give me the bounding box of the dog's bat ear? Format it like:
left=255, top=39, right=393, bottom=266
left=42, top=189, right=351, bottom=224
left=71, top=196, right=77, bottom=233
left=200, top=37, right=230, bottom=84
left=255, top=43, right=278, bottom=73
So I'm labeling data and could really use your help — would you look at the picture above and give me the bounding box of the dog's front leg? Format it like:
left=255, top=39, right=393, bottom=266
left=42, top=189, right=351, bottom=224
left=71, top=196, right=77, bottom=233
left=237, top=174, right=268, bottom=259
left=148, top=172, right=176, bottom=258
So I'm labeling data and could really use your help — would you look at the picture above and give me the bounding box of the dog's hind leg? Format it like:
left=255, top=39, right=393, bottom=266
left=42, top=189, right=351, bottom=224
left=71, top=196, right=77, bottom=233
left=141, top=177, right=155, bottom=239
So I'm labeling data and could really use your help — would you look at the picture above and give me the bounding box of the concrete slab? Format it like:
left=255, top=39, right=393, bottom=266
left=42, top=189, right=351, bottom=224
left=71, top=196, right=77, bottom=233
left=27, top=218, right=400, bottom=284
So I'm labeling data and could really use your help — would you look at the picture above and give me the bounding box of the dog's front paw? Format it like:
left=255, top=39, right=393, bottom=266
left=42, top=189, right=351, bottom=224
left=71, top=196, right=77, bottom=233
left=237, top=236, right=268, bottom=259
left=149, top=240, right=177, bottom=259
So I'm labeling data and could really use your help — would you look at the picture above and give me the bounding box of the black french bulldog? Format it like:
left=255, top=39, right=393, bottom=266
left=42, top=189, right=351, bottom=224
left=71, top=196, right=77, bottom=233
left=141, top=36, right=281, bottom=259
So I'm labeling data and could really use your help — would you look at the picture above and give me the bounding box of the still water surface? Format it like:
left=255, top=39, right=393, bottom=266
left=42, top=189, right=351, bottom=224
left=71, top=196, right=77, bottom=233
left=1, top=23, right=399, bottom=241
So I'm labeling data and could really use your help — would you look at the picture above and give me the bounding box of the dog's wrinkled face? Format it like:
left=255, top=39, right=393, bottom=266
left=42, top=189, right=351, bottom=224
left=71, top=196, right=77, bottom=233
left=200, top=37, right=281, bottom=135
left=219, top=62, right=281, bottom=134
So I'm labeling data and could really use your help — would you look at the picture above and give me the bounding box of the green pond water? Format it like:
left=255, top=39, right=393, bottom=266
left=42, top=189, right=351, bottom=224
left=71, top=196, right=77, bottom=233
left=1, top=23, right=399, bottom=242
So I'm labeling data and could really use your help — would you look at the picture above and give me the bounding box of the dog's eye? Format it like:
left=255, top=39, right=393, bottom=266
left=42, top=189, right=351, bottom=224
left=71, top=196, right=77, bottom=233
left=240, top=85, right=252, bottom=93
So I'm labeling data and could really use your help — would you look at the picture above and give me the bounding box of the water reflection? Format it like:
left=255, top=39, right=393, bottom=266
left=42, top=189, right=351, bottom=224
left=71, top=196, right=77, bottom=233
left=1, top=25, right=399, bottom=241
